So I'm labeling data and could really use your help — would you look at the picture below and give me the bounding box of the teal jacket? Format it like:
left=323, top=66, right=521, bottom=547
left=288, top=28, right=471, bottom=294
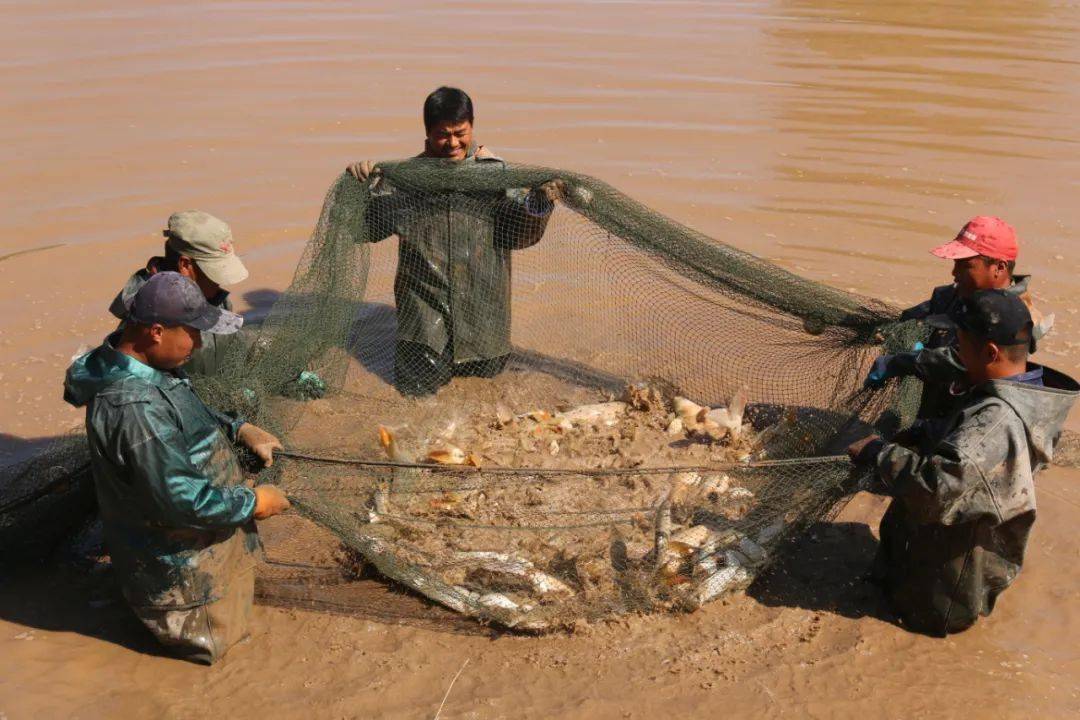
left=63, top=337, right=258, bottom=609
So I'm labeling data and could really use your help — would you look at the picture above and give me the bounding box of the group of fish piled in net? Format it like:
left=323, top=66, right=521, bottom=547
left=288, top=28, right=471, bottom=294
left=10, top=159, right=1072, bottom=632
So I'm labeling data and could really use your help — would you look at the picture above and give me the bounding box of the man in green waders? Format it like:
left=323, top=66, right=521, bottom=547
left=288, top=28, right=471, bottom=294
left=347, top=86, right=563, bottom=396
left=65, top=272, right=290, bottom=664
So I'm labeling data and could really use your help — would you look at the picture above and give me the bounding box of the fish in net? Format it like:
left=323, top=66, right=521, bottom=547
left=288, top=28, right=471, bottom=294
left=5, top=159, right=1074, bottom=629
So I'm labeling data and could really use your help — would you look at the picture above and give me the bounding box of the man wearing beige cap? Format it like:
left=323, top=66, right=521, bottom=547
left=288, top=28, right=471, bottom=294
left=109, top=210, right=249, bottom=375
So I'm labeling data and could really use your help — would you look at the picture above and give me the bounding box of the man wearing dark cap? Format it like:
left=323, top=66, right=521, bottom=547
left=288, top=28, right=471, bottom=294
left=65, top=272, right=290, bottom=664
left=109, top=210, right=250, bottom=376
left=346, top=86, right=563, bottom=396
left=848, top=289, right=1078, bottom=636
left=864, top=216, right=1051, bottom=419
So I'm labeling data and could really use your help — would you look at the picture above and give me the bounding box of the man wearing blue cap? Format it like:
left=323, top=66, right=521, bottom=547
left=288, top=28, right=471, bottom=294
left=848, top=289, right=1078, bottom=636
left=65, top=272, right=290, bottom=664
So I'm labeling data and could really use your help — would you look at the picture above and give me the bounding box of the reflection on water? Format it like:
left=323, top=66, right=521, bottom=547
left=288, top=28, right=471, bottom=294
left=763, top=0, right=1076, bottom=225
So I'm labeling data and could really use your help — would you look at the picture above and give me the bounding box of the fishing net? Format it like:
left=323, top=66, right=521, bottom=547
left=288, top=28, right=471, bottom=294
left=8, top=157, right=1060, bottom=631
left=190, top=159, right=929, bottom=630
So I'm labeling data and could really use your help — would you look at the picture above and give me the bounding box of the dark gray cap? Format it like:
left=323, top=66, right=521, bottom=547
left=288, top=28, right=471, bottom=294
left=128, top=271, right=243, bottom=334
left=929, top=288, right=1035, bottom=352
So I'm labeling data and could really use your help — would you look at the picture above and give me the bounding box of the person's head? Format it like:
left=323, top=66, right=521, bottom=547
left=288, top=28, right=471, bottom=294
left=120, top=271, right=243, bottom=370
left=422, top=86, right=474, bottom=161
left=930, top=216, right=1018, bottom=299
left=159, top=211, right=249, bottom=300
left=948, top=289, right=1034, bottom=385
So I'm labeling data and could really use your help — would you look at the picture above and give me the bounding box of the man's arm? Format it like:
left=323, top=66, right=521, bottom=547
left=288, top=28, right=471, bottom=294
left=204, top=402, right=245, bottom=442
left=864, top=345, right=965, bottom=388
left=496, top=181, right=563, bottom=249
left=117, top=401, right=257, bottom=529
left=912, top=345, right=966, bottom=384
left=899, top=298, right=934, bottom=321
left=346, top=161, right=402, bottom=244
left=850, top=405, right=1008, bottom=525
left=899, top=284, right=955, bottom=321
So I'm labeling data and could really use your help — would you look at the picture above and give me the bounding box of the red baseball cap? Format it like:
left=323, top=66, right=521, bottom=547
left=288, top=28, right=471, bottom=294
left=930, top=216, right=1019, bottom=261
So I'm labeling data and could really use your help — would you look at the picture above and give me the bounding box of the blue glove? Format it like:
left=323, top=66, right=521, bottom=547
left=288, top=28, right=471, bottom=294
left=864, top=355, right=894, bottom=389
left=912, top=341, right=924, bottom=352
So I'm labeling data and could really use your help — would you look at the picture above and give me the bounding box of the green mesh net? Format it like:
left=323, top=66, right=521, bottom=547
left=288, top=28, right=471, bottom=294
left=5, top=159, right=1073, bottom=630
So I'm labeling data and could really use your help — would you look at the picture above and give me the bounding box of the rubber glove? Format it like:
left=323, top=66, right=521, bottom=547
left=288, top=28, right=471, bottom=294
left=237, top=423, right=284, bottom=467
left=864, top=355, right=895, bottom=389
left=253, top=485, right=290, bottom=520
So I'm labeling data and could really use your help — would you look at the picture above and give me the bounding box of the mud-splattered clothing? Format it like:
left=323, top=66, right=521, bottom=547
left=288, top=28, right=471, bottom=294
left=856, top=364, right=1078, bottom=635
left=64, top=336, right=258, bottom=663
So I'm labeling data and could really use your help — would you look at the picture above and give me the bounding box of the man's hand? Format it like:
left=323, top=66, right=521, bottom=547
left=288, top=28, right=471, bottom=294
left=237, top=423, right=283, bottom=467
left=253, top=485, right=290, bottom=520
left=537, top=179, right=566, bottom=203
left=346, top=160, right=378, bottom=182
left=863, top=355, right=894, bottom=389
left=847, top=435, right=882, bottom=463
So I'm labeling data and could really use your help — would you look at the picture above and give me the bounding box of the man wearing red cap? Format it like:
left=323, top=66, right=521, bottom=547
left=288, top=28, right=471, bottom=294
left=865, top=216, right=1046, bottom=419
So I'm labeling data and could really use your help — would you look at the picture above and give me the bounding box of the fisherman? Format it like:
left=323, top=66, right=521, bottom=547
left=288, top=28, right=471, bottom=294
left=110, top=210, right=249, bottom=376
left=864, top=216, right=1052, bottom=419
left=848, top=289, right=1078, bottom=635
left=347, top=86, right=563, bottom=396
left=65, top=271, right=291, bottom=664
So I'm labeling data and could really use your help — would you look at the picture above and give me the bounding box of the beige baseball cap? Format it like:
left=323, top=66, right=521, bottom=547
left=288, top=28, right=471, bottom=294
left=164, top=210, right=249, bottom=287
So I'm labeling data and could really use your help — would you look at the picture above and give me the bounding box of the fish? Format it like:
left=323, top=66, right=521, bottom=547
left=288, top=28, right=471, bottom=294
left=556, top=401, right=628, bottom=427
left=478, top=593, right=519, bottom=611
left=675, top=389, right=749, bottom=441
left=455, top=552, right=574, bottom=598
left=697, top=387, right=748, bottom=441
left=667, top=525, right=713, bottom=555
left=425, top=445, right=480, bottom=467
left=378, top=425, right=413, bottom=463
left=692, top=563, right=752, bottom=607
left=673, top=397, right=706, bottom=429
left=494, top=403, right=515, bottom=428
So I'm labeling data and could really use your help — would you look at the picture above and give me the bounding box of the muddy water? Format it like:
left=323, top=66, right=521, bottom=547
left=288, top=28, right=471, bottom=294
left=2, top=1, right=1080, bottom=717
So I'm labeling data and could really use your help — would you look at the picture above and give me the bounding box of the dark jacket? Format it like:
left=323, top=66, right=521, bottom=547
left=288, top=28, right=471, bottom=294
left=862, top=364, right=1078, bottom=635
left=897, top=276, right=1032, bottom=418
left=362, top=151, right=552, bottom=363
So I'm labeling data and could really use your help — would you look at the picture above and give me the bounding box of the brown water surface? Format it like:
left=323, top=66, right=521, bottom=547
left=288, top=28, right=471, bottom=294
left=2, top=1, right=1079, bottom=717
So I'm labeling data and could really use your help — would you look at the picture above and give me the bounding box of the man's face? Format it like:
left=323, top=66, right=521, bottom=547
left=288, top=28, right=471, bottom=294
left=952, top=257, right=1007, bottom=299
left=177, top=256, right=222, bottom=300
left=147, top=324, right=202, bottom=369
left=956, top=329, right=993, bottom=385
left=425, top=120, right=473, bottom=160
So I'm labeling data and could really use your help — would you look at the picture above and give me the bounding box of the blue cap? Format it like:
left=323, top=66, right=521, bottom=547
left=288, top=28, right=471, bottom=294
left=128, top=271, right=243, bottom=334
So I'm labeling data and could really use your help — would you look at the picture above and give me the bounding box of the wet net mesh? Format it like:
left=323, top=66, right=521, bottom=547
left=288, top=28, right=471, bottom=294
left=4, top=159, right=1073, bottom=630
